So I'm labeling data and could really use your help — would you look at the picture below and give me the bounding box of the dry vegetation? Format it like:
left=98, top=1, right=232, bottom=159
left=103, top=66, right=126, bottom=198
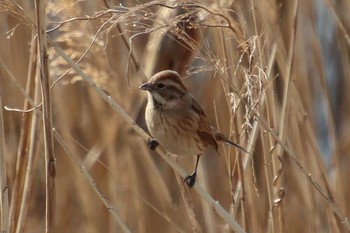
left=1, top=0, right=350, bottom=232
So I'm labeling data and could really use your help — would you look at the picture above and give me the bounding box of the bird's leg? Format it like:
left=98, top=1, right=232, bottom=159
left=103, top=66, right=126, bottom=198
left=184, top=154, right=201, bottom=188
left=147, top=138, right=159, bottom=150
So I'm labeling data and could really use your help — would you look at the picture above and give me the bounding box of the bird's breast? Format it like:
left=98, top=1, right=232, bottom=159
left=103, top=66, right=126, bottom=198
left=145, top=103, right=205, bottom=156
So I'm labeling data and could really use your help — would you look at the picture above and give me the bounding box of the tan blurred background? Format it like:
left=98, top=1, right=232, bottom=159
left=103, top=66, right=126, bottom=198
left=1, top=0, right=350, bottom=232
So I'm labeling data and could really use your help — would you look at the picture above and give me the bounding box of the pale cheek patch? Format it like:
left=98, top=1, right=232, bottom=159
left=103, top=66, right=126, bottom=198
left=152, top=92, right=166, bottom=105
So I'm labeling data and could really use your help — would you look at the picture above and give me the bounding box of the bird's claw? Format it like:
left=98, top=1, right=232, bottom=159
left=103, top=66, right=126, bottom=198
left=184, top=172, right=197, bottom=188
left=148, top=138, right=159, bottom=150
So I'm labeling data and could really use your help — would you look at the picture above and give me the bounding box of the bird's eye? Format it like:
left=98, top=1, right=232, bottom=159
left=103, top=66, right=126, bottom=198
left=157, top=83, right=165, bottom=89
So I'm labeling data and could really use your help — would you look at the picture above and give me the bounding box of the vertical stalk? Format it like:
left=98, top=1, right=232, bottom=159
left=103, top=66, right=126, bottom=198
left=273, top=1, right=299, bottom=232
left=16, top=36, right=40, bottom=233
left=7, top=59, right=33, bottom=233
left=0, top=98, right=9, bottom=233
left=34, top=0, right=56, bottom=232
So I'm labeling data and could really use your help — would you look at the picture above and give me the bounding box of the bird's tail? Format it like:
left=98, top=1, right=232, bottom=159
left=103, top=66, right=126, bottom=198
left=215, top=132, right=249, bottom=154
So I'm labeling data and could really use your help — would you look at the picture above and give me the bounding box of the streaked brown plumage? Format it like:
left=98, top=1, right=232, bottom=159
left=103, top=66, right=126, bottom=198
left=139, top=70, right=247, bottom=187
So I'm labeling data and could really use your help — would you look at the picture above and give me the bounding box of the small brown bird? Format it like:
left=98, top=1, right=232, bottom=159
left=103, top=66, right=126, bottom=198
left=139, top=70, right=247, bottom=187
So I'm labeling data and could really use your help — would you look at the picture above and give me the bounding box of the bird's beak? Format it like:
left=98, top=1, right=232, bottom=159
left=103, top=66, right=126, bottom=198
left=139, top=82, right=152, bottom=91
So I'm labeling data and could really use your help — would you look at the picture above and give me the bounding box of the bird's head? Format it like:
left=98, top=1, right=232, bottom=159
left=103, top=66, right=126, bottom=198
left=139, top=70, right=190, bottom=110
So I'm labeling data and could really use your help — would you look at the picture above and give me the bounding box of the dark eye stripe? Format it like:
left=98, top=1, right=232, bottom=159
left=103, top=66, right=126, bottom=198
left=166, top=85, right=185, bottom=96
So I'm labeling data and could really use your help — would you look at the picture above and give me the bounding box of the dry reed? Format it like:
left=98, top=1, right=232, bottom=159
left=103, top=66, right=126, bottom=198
left=0, top=0, right=350, bottom=232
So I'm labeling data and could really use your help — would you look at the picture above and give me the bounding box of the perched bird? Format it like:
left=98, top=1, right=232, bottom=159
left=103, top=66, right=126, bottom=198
left=139, top=70, right=248, bottom=187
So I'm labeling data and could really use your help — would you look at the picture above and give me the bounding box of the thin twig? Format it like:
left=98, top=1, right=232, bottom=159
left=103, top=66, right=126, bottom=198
left=256, top=114, right=350, bottom=231
left=54, top=130, right=132, bottom=233
left=174, top=174, right=203, bottom=233
left=15, top=77, right=41, bottom=233
left=49, top=12, right=116, bottom=89
left=15, top=31, right=38, bottom=233
left=0, top=98, right=10, bottom=233
left=5, top=64, right=33, bottom=233
left=103, top=0, right=141, bottom=72
left=34, top=1, right=56, bottom=232
left=272, top=1, right=299, bottom=232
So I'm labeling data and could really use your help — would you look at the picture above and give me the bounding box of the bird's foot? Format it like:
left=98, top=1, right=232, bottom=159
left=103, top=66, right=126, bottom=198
left=184, top=172, right=197, bottom=188
left=148, top=138, right=159, bottom=151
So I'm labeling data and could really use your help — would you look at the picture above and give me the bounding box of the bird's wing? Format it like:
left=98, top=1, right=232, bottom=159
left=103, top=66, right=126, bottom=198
left=191, top=97, right=219, bottom=152
left=190, top=96, right=248, bottom=154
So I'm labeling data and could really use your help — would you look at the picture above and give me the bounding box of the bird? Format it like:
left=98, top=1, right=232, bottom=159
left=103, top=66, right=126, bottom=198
left=139, top=70, right=248, bottom=188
